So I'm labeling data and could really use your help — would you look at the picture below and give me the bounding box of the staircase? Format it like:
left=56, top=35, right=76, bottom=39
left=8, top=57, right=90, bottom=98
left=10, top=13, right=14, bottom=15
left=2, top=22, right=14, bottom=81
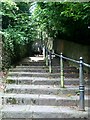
left=1, top=55, right=89, bottom=119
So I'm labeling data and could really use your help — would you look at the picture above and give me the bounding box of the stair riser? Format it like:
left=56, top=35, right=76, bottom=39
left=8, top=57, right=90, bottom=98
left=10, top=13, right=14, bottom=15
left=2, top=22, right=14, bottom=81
left=20, top=63, right=45, bottom=66
left=16, top=66, right=49, bottom=68
left=1, top=104, right=88, bottom=119
left=8, top=74, right=79, bottom=78
left=9, top=69, right=79, bottom=73
left=20, top=63, right=62, bottom=66
left=1, top=112, right=78, bottom=119
left=5, top=89, right=60, bottom=95
left=10, top=69, right=49, bottom=72
left=2, top=97, right=89, bottom=107
left=5, top=88, right=89, bottom=96
left=15, top=66, right=78, bottom=70
left=5, top=79, right=88, bottom=85
left=2, top=118, right=31, bottom=120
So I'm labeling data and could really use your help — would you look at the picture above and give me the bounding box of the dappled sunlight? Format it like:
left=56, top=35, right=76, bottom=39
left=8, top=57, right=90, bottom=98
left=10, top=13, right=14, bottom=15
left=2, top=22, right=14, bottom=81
left=29, top=55, right=44, bottom=62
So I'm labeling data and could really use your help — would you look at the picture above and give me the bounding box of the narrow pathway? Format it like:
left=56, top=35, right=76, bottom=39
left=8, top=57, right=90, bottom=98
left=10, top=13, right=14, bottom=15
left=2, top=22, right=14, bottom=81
left=1, top=55, right=89, bottom=119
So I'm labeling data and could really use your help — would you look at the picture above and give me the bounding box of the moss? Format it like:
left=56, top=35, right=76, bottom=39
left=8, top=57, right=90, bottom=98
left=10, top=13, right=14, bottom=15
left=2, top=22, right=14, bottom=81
left=75, top=91, right=80, bottom=95
left=7, top=98, right=17, bottom=104
left=43, top=66, right=48, bottom=69
left=5, top=88, right=14, bottom=93
left=5, top=79, right=15, bottom=84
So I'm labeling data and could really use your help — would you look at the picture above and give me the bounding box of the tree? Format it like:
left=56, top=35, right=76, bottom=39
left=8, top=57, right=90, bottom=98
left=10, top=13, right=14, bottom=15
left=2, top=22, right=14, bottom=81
left=32, top=2, right=90, bottom=44
left=1, top=1, right=90, bottom=70
left=1, top=1, right=33, bottom=69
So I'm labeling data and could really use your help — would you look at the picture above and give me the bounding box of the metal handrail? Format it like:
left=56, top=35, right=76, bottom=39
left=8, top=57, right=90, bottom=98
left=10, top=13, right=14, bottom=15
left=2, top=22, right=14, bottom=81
left=53, top=53, right=60, bottom=58
left=54, top=52, right=79, bottom=64
left=62, top=56, right=79, bottom=64
left=83, top=62, right=90, bottom=68
left=44, top=46, right=90, bottom=111
left=45, top=47, right=90, bottom=68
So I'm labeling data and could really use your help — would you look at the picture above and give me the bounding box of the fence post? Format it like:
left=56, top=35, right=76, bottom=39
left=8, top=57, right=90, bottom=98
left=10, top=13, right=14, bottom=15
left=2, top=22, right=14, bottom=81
left=60, top=53, right=64, bottom=88
left=45, top=49, right=48, bottom=66
left=49, top=50, right=52, bottom=73
left=79, top=57, right=85, bottom=111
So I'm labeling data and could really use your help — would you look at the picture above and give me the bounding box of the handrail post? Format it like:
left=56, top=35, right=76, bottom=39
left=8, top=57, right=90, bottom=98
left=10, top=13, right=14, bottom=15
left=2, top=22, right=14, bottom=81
left=60, top=53, right=64, bottom=88
left=49, top=50, right=52, bottom=73
left=79, top=57, right=85, bottom=111
left=45, top=49, right=48, bottom=66
left=43, top=45, right=46, bottom=59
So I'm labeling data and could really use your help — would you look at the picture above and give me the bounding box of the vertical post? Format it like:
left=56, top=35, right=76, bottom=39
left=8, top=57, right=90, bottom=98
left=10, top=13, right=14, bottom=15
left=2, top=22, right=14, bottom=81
left=49, top=50, right=52, bottom=73
left=60, top=53, right=64, bottom=88
left=43, top=45, right=46, bottom=59
left=79, top=57, right=85, bottom=111
left=46, top=49, right=48, bottom=66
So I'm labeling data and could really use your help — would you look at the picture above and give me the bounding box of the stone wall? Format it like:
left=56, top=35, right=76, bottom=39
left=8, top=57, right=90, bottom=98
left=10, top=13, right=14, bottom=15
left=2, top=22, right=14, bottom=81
left=53, top=39, right=90, bottom=66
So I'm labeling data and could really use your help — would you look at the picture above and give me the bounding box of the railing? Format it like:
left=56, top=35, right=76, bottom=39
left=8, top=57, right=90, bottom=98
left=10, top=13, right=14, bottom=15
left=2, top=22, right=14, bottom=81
left=44, top=46, right=90, bottom=111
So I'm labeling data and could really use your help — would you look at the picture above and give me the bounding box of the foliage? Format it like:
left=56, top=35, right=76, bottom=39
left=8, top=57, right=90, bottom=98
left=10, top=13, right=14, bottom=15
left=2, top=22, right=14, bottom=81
left=1, top=1, right=90, bottom=70
left=1, top=1, right=33, bottom=70
left=32, top=2, right=90, bottom=43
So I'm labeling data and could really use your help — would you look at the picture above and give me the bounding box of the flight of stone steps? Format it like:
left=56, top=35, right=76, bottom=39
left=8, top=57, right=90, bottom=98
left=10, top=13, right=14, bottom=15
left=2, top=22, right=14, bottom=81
left=1, top=55, right=89, bottom=119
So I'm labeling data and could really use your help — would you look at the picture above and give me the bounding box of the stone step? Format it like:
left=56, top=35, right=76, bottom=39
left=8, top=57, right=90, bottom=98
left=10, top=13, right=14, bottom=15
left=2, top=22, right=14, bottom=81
left=10, top=68, right=49, bottom=72
left=9, top=68, right=79, bottom=73
left=15, top=65, right=78, bottom=70
left=6, top=77, right=89, bottom=85
left=16, top=65, right=48, bottom=68
left=8, top=72, right=79, bottom=78
left=1, top=105, right=88, bottom=119
left=14, top=66, right=79, bottom=73
left=2, top=93, right=89, bottom=107
left=19, top=57, right=67, bottom=66
left=4, top=84, right=61, bottom=95
left=21, top=60, right=44, bottom=62
left=4, top=84, right=89, bottom=95
left=19, top=61, right=45, bottom=66
left=20, top=63, right=65, bottom=66
left=20, top=61, right=61, bottom=66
